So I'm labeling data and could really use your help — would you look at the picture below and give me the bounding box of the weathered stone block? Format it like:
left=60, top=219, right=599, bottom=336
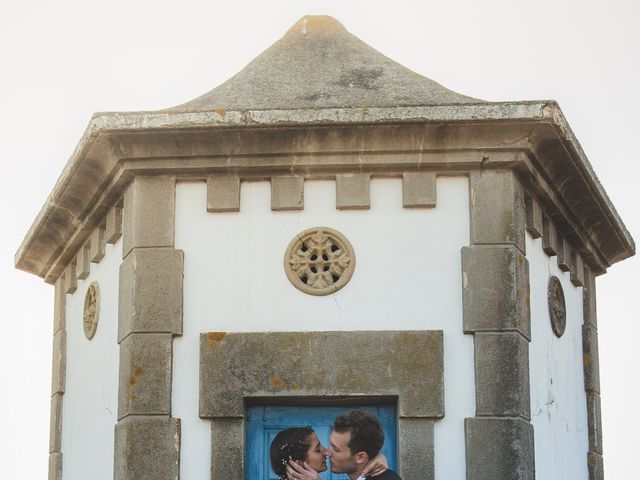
left=118, top=333, right=173, bottom=419
left=53, top=277, right=66, bottom=335
left=118, top=248, right=183, bottom=342
left=474, top=332, right=530, bottom=419
left=75, top=241, right=91, bottom=280
left=583, top=324, right=601, bottom=393
left=402, top=172, right=436, bottom=208
left=571, top=252, right=585, bottom=286
left=122, top=176, right=176, bottom=258
left=49, top=393, right=63, bottom=453
left=542, top=215, right=558, bottom=255
left=105, top=204, right=123, bottom=244
left=211, top=418, right=243, bottom=480
left=90, top=224, right=106, bottom=263
left=271, top=176, right=304, bottom=210
left=51, top=330, right=66, bottom=396
left=48, top=452, right=62, bottom=480
left=114, top=416, right=180, bottom=480
left=462, top=245, right=531, bottom=339
left=583, top=267, right=598, bottom=329
left=336, top=173, right=370, bottom=210
left=207, top=175, right=240, bottom=212
left=587, top=452, right=604, bottom=480
left=557, top=236, right=572, bottom=272
left=399, top=418, right=434, bottom=480
left=64, top=261, right=77, bottom=294
left=586, top=391, right=603, bottom=455
left=524, top=193, right=543, bottom=238
left=200, top=330, right=444, bottom=418
left=470, top=170, right=526, bottom=252
left=465, top=417, right=534, bottom=480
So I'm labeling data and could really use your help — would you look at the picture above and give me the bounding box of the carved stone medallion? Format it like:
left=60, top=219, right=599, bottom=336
left=83, top=282, right=100, bottom=340
left=547, top=276, right=566, bottom=338
left=284, top=227, right=355, bottom=296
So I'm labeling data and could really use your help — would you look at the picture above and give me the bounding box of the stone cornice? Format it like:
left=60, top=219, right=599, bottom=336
left=16, top=101, right=635, bottom=282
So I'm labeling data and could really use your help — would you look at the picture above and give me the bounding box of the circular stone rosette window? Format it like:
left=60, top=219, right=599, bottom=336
left=284, top=227, right=355, bottom=296
left=83, top=282, right=100, bottom=340
left=547, top=276, right=566, bottom=338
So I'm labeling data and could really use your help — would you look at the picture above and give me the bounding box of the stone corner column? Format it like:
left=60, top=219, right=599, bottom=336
left=115, top=175, right=184, bottom=480
left=463, top=168, right=535, bottom=480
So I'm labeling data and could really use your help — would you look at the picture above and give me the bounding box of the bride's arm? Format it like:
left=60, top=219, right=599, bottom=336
left=360, top=452, right=388, bottom=477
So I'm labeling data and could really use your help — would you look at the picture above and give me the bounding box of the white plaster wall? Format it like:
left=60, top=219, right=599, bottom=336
left=527, top=233, right=588, bottom=479
left=61, top=239, right=121, bottom=480
left=173, top=177, right=474, bottom=480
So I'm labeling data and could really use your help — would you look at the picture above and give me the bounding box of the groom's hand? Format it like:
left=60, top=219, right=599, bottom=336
left=286, top=460, right=320, bottom=480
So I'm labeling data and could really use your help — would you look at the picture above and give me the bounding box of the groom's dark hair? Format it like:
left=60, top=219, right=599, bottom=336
left=332, top=410, right=384, bottom=459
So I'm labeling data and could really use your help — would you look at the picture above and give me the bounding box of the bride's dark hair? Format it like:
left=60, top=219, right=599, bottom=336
left=270, top=427, right=315, bottom=479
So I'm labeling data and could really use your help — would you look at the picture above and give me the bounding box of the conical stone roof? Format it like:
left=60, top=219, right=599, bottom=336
left=171, top=15, right=481, bottom=112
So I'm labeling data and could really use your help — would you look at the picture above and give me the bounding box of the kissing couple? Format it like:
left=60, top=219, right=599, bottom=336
left=270, top=410, right=402, bottom=480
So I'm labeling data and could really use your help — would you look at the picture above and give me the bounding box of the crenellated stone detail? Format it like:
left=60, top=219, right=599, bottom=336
left=90, top=224, right=106, bottom=263
left=524, top=192, right=543, bottom=239
left=336, top=173, right=370, bottom=210
left=105, top=204, right=123, bottom=244
left=207, top=175, right=240, bottom=212
left=114, top=175, right=182, bottom=480
left=75, top=241, right=91, bottom=280
left=402, top=172, right=437, bottom=208
left=271, top=175, right=304, bottom=211
left=63, top=261, right=77, bottom=294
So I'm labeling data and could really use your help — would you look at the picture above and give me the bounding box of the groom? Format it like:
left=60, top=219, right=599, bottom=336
left=286, top=409, right=403, bottom=480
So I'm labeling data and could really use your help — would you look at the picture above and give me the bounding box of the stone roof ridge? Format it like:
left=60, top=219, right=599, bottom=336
left=168, top=15, right=482, bottom=112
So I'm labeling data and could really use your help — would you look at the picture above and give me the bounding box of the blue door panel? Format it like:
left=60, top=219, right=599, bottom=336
left=246, top=405, right=397, bottom=480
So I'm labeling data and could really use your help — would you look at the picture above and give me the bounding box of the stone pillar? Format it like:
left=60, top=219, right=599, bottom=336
left=114, top=176, right=183, bottom=480
left=49, top=277, right=66, bottom=480
left=462, top=169, right=534, bottom=480
left=583, top=268, right=604, bottom=480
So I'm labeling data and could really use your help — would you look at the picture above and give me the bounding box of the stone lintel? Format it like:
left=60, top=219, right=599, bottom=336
left=402, top=172, right=437, bottom=208
left=583, top=267, right=598, bottom=329
left=586, top=390, right=603, bottom=455
left=587, top=452, right=604, bottom=480
left=51, top=330, right=66, bottom=396
left=524, top=192, right=543, bottom=239
left=583, top=324, right=601, bottom=393
left=53, top=277, right=66, bottom=335
left=90, top=224, right=106, bottom=263
left=122, top=176, right=176, bottom=258
left=211, top=418, right=244, bottom=480
left=118, top=333, right=173, bottom=419
left=465, top=417, right=534, bottom=480
left=49, top=393, right=63, bottom=453
left=106, top=204, right=123, bottom=244
left=470, top=169, right=526, bottom=253
left=462, top=245, right=531, bottom=340
left=571, top=252, right=585, bottom=286
left=64, top=261, right=77, bottom=294
left=118, top=248, right=184, bottom=342
left=271, top=176, right=304, bottom=211
left=398, top=418, right=434, bottom=480
left=542, top=215, right=558, bottom=256
left=114, top=416, right=180, bottom=480
left=200, top=330, right=444, bottom=418
left=48, top=452, right=62, bottom=480
left=336, top=173, right=371, bottom=210
left=75, top=241, right=91, bottom=280
left=207, top=175, right=241, bottom=212
left=474, top=332, right=531, bottom=420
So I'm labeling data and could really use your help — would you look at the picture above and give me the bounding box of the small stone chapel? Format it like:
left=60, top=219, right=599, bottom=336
left=16, top=15, right=635, bottom=480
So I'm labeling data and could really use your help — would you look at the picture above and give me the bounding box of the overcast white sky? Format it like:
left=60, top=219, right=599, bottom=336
left=1, top=1, right=638, bottom=478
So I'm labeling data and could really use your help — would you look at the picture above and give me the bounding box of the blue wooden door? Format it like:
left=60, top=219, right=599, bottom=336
left=246, top=405, right=397, bottom=480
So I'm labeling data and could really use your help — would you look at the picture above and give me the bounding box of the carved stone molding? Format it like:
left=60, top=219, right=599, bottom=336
left=83, top=282, right=100, bottom=340
left=284, top=227, right=355, bottom=296
left=547, top=276, right=566, bottom=338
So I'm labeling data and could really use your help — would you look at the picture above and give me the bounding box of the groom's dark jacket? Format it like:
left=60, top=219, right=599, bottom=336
left=367, top=470, right=402, bottom=480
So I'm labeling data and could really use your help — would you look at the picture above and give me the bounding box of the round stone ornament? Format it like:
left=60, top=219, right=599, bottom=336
left=547, top=276, right=566, bottom=338
left=284, top=227, right=355, bottom=296
left=83, top=282, right=100, bottom=340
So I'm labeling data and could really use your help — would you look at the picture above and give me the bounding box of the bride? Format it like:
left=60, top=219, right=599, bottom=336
left=270, top=427, right=388, bottom=480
